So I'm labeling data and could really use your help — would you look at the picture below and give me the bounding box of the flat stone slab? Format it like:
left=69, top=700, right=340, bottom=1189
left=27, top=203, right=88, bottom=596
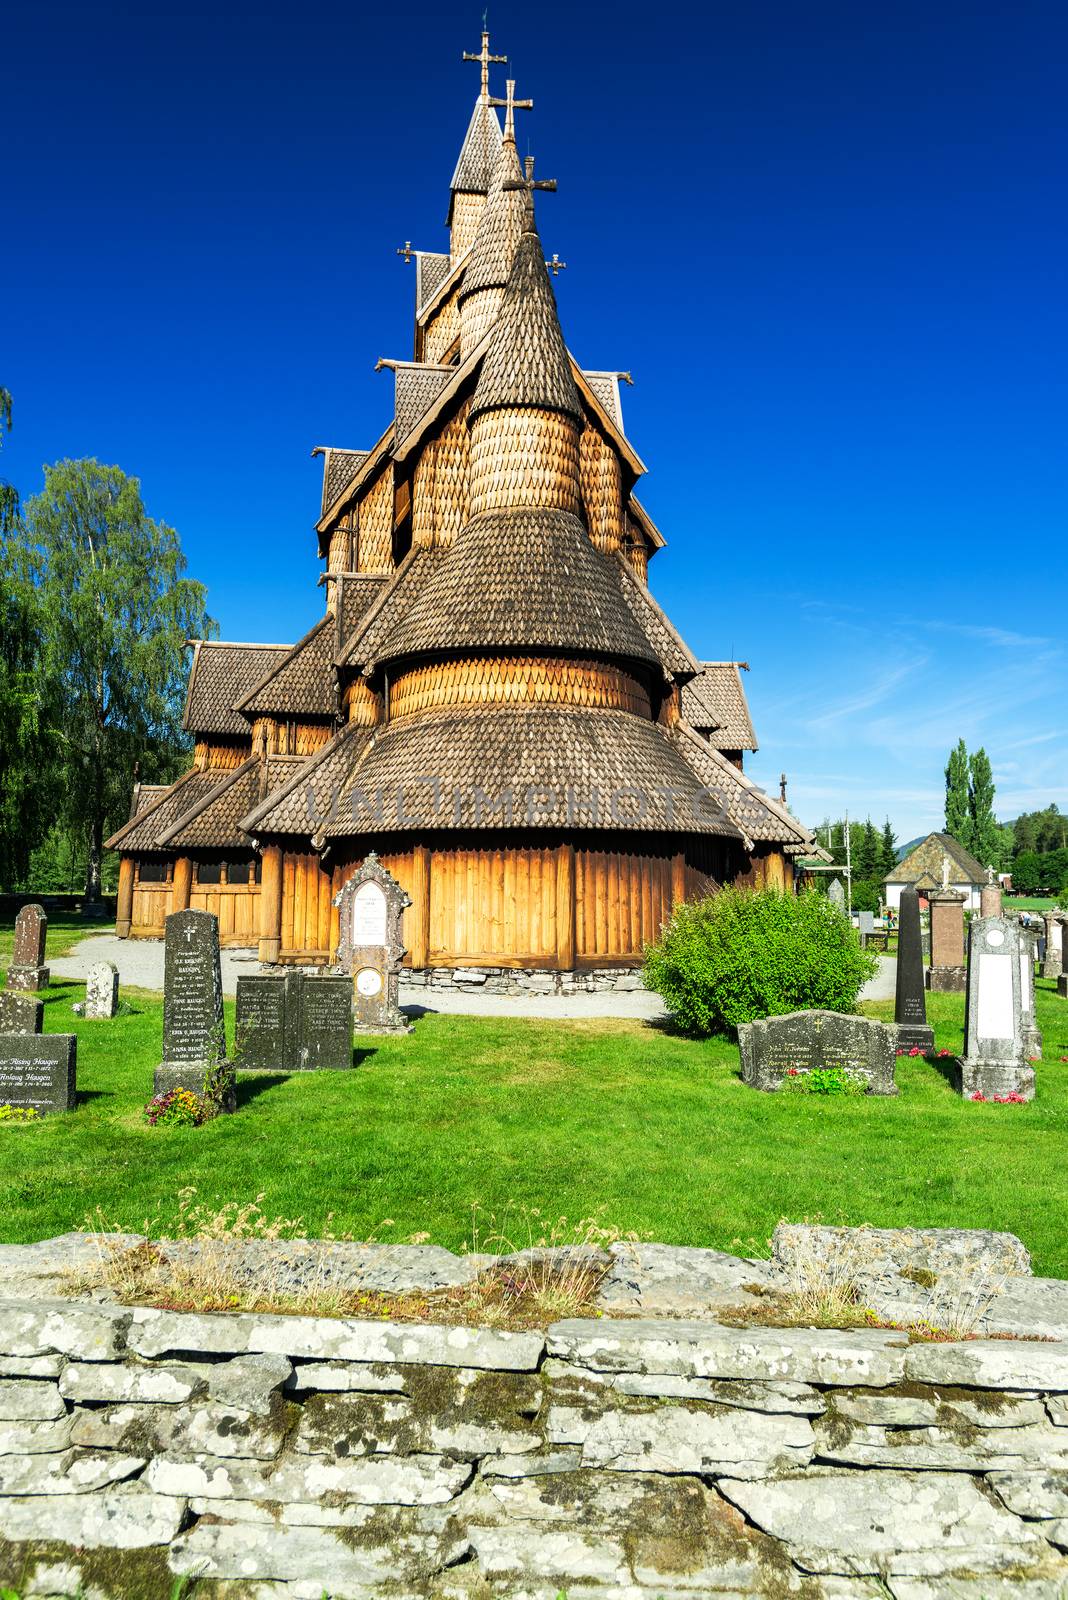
left=545, top=1398, right=815, bottom=1477
left=145, top=1449, right=471, bottom=1505
left=771, top=1222, right=1032, bottom=1280
left=0, top=1300, right=132, bottom=1360
left=546, top=1320, right=909, bottom=1386
left=905, top=1339, right=1068, bottom=1390
left=0, top=1488, right=187, bottom=1548
left=596, top=1241, right=774, bottom=1316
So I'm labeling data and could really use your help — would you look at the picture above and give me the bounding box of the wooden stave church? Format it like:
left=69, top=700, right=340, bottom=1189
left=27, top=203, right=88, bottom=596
left=107, top=40, right=816, bottom=971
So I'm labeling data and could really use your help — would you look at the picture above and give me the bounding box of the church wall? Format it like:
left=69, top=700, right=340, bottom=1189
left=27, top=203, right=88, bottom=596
left=193, top=739, right=249, bottom=771
left=468, top=408, right=582, bottom=516
left=389, top=656, right=651, bottom=721
left=579, top=423, right=624, bottom=554
left=450, top=193, right=484, bottom=262
left=411, top=402, right=470, bottom=550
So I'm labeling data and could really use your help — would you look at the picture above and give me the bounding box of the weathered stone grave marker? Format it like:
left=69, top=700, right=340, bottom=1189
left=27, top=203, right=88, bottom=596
left=894, top=885, right=934, bottom=1053
left=857, top=910, right=874, bottom=947
left=1059, top=932, right=1068, bottom=999
left=738, top=1009, right=898, bottom=1095
left=154, top=909, right=232, bottom=1107
left=0, top=992, right=42, bottom=1034
left=0, top=1035, right=76, bottom=1114
left=927, top=887, right=966, bottom=992
left=5, top=903, right=49, bottom=993
left=958, top=915, right=1034, bottom=1101
left=335, top=853, right=412, bottom=1035
left=980, top=872, right=1002, bottom=917
left=84, top=961, right=119, bottom=1020
left=236, top=970, right=352, bottom=1071
left=828, top=877, right=845, bottom=911
left=1016, top=922, right=1042, bottom=1060
left=1042, top=912, right=1064, bottom=980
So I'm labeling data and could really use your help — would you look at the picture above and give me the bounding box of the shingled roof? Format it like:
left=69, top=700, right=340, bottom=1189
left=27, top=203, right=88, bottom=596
left=415, top=252, right=451, bottom=312
left=885, top=832, right=989, bottom=887
left=241, top=704, right=747, bottom=841
left=156, top=760, right=262, bottom=851
left=104, top=767, right=228, bottom=853
left=337, top=574, right=390, bottom=645
left=675, top=722, right=812, bottom=849
left=237, top=615, right=337, bottom=719
left=458, top=130, right=531, bottom=303
left=340, top=510, right=661, bottom=673
left=182, top=641, right=290, bottom=736
left=314, top=448, right=368, bottom=519
left=470, top=230, right=582, bottom=425
left=448, top=98, right=502, bottom=213
left=682, top=663, right=758, bottom=751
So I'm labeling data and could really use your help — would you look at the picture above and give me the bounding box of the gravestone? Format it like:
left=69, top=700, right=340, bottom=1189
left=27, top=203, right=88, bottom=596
left=738, top=1010, right=897, bottom=1095
left=84, top=962, right=119, bottom=1020
left=958, top=915, right=1034, bottom=1101
left=0, top=1034, right=76, bottom=1114
left=926, top=887, right=966, bottom=992
left=334, top=853, right=412, bottom=1035
left=0, top=992, right=43, bottom=1035
left=1042, top=913, right=1064, bottom=980
left=5, top=904, right=49, bottom=993
left=235, top=971, right=352, bottom=1071
left=857, top=910, right=875, bottom=947
left=980, top=873, right=1002, bottom=918
left=894, top=885, right=934, bottom=1053
left=155, top=909, right=232, bottom=1107
left=1059, top=933, right=1068, bottom=1000
left=828, top=878, right=845, bottom=911
left=1017, top=924, right=1042, bottom=1061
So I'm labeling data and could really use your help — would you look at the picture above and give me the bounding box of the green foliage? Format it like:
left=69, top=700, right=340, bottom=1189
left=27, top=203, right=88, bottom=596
left=0, top=531, right=52, bottom=884
left=968, top=746, right=1000, bottom=870
left=1013, top=851, right=1044, bottom=896
left=16, top=459, right=215, bottom=897
left=0, top=1104, right=40, bottom=1124
left=855, top=818, right=879, bottom=880
left=782, top=1065, right=868, bottom=1096
left=643, top=887, right=878, bottom=1038
left=880, top=818, right=897, bottom=876
left=850, top=877, right=883, bottom=914
left=1011, top=803, right=1067, bottom=858
left=944, top=738, right=971, bottom=845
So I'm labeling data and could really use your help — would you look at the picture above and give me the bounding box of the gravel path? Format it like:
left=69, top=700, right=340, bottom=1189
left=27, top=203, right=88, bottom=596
left=48, top=934, right=896, bottom=1019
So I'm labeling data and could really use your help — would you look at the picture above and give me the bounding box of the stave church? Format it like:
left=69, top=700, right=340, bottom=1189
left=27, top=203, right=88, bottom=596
left=107, top=34, right=815, bottom=978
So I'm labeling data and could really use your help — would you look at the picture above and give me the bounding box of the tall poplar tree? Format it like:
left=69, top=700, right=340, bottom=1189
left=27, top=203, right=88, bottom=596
left=968, top=747, right=1000, bottom=870
left=21, top=459, right=214, bottom=901
left=944, top=738, right=972, bottom=848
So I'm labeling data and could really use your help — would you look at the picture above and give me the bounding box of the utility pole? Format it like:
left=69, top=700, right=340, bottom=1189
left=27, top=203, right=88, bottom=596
left=845, top=809, right=853, bottom=916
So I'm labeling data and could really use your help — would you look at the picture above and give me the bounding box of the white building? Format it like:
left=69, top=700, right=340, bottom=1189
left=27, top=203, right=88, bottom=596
left=883, top=832, right=988, bottom=912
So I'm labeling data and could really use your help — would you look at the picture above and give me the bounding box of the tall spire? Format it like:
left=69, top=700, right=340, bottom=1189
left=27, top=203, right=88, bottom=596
left=463, top=29, right=507, bottom=104
left=470, top=228, right=582, bottom=426
left=457, top=79, right=538, bottom=354
left=447, top=30, right=507, bottom=259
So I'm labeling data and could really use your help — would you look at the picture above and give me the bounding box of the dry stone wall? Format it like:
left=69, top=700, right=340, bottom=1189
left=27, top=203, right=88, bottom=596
left=3, top=1293, right=1068, bottom=1597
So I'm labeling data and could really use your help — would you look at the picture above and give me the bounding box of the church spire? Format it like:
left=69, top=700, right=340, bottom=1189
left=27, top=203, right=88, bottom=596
left=447, top=30, right=506, bottom=261
left=457, top=79, right=538, bottom=356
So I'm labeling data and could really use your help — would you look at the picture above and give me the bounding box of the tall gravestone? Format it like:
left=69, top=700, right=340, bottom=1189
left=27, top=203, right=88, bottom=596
left=0, top=1035, right=76, bottom=1114
left=334, top=853, right=412, bottom=1035
left=0, top=993, right=43, bottom=1034
left=5, top=904, right=49, bottom=993
left=958, top=915, right=1034, bottom=1101
left=1017, top=923, right=1042, bottom=1061
left=894, top=886, right=934, bottom=1053
left=1059, top=933, right=1068, bottom=1000
left=926, top=888, right=966, bottom=992
left=980, top=874, right=1002, bottom=918
left=1042, top=913, right=1064, bottom=980
left=828, top=878, right=845, bottom=912
left=84, top=962, right=119, bottom=1020
left=738, top=1010, right=898, bottom=1095
left=155, top=909, right=232, bottom=1106
left=235, top=971, right=352, bottom=1071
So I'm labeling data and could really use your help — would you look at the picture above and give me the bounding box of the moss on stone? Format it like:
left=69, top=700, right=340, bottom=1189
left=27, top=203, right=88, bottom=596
left=0, top=1536, right=174, bottom=1600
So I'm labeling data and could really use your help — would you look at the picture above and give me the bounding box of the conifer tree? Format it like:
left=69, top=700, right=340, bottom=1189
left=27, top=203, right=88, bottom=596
left=880, top=817, right=897, bottom=876
left=944, top=739, right=972, bottom=848
left=856, top=817, right=879, bottom=879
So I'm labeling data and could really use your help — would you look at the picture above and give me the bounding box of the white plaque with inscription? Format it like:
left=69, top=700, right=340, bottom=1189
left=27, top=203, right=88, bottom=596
left=355, top=967, right=383, bottom=998
left=352, top=882, right=387, bottom=946
left=977, top=952, right=1014, bottom=1041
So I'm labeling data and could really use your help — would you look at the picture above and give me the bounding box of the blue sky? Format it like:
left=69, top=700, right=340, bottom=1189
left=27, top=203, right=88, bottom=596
left=4, top=0, right=1065, bottom=842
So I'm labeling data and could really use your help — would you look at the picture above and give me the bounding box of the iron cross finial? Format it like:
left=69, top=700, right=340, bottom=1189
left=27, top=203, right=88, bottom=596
left=504, top=147, right=557, bottom=196
left=463, top=29, right=507, bottom=103
left=489, top=78, right=533, bottom=142
left=546, top=252, right=567, bottom=275
left=396, top=241, right=414, bottom=264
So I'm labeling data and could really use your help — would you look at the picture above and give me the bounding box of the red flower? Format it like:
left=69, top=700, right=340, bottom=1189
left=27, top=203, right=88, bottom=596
left=908, top=1047, right=923, bottom=1057
left=937, top=1049, right=952, bottom=1057
left=971, top=1091, right=987, bottom=1102
left=787, top=1068, right=799, bottom=1076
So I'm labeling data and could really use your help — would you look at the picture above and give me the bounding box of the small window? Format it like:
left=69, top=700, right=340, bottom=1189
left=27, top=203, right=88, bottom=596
left=223, top=857, right=254, bottom=886
left=196, top=860, right=223, bottom=885
left=137, top=858, right=169, bottom=884
left=251, top=857, right=263, bottom=885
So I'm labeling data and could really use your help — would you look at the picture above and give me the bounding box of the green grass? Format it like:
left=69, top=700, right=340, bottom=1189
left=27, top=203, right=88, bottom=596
left=0, top=912, right=114, bottom=973
left=1004, top=895, right=1057, bottom=912
left=3, top=974, right=1068, bottom=1276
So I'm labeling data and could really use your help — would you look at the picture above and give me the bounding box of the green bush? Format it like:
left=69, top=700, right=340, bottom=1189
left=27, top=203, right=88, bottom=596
left=644, top=887, right=879, bottom=1038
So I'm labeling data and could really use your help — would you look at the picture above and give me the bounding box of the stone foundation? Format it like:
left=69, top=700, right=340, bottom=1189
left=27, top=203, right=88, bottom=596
left=2, top=1230, right=1068, bottom=1595
left=404, top=965, right=647, bottom=996
left=956, top=1058, right=1037, bottom=1101
left=926, top=963, right=966, bottom=992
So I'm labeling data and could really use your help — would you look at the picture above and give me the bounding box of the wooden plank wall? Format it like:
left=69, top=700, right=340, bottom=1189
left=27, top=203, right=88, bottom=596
left=281, top=850, right=417, bottom=963
left=574, top=848, right=675, bottom=960
left=130, top=886, right=171, bottom=937
left=429, top=846, right=561, bottom=966
left=190, top=886, right=261, bottom=946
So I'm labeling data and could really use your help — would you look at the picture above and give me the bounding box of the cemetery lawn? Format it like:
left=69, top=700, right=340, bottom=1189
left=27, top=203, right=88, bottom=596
left=3, top=980, right=1068, bottom=1277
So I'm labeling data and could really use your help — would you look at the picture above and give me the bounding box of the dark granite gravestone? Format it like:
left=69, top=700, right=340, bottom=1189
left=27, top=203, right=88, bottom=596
left=0, top=1034, right=76, bottom=1113
left=154, top=909, right=231, bottom=1107
left=894, top=886, right=934, bottom=1053
left=1059, top=931, right=1068, bottom=1000
left=335, top=853, right=412, bottom=1035
left=738, top=1009, right=898, bottom=1095
left=235, top=971, right=352, bottom=1071
left=0, top=993, right=43, bottom=1034
left=958, top=915, right=1033, bottom=1101
left=6, top=904, right=49, bottom=993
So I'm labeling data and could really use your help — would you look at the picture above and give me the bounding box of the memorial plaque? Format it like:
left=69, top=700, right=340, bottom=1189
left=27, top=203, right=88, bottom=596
left=894, top=885, right=934, bottom=1053
left=0, top=1034, right=76, bottom=1114
left=738, top=1010, right=898, bottom=1096
left=155, top=909, right=229, bottom=1103
left=0, top=993, right=43, bottom=1035
left=335, top=853, right=412, bottom=1035
left=84, top=961, right=119, bottom=1020
left=959, top=915, right=1033, bottom=1101
left=6, top=903, right=49, bottom=993
left=235, top=972, right=352, bottom=1071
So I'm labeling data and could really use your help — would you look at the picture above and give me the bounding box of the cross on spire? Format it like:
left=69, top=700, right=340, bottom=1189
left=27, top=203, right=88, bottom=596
left=504, top=150, right=557, bottom=197
left=463, top=28, right=507, bottom=104
left=545, top=253, right=567, bottom=276
left=489, top=78, right=533, bottom=142
left=396, top=241, right=414, bottom=263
